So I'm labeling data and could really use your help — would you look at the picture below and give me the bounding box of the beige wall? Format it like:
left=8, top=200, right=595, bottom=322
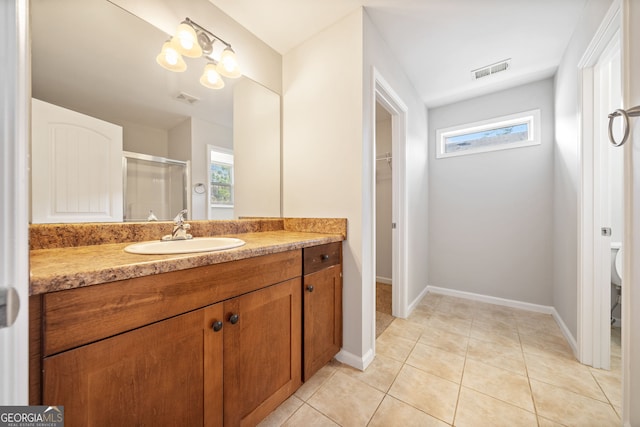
left=283, top=9, right=364, bottom=363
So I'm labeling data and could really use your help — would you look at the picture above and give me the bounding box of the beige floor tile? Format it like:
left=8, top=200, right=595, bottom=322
left=454, top=387, right=537, bottom=427
left=524, top=352, right=607, bottom=401
left=338, top=354, right=402, bottom=393
left=466, top=337, right=526, bottom=376
left=530, top=379, right=620, bottom=427
left=406, top=342, right=465, bottom=383
left=388, top=365, right=459, bottom=424
left=406, top=306, right=433, bottom=327
left=282, top=404, right=339, bottom=427
left=376, top=330, right=416, bottom=362
left=537, top=416, right=566, bottom=427
left=376, top=311, right=394, bottom=338
left=590, top=368, right=622, bottom=408
left=307, top=371, right=384, bottom=426
left=471, top=315, right=518, bottom=334
left=258, top=395, right=304, bottom=427
left=462, top=359, right=534, bottom=412
left=417, top=293, right=443, bottom=309
left=427, top=313, right=473, bottom=337
left=295, top=361, right=339, bottom=401
left=384, top=318, right=424, bottom=342
left=469, top=324, right=521, bottom=347
left=418, top=325, right=469, bottom=356
left=520, top=331, right=574, bottom=360
left=368, top=395, right=450, bottom=427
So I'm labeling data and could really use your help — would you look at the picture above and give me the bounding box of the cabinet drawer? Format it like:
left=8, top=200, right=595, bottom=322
left=303, top=242, right=341, bottom=275
left=42, top=250, right=302, bottom=356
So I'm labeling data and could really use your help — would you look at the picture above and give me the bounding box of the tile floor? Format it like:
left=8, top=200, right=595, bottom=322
left=259, top=293, right=622, bottom=427
left=375, top=282, right=393, bottom=338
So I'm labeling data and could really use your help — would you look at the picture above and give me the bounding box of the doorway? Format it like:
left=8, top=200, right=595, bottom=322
left=578, top=3, right=622, bottom=370
left=375, top=102, right=394, bottom=337
left=371, top=69, right=408, bottom=351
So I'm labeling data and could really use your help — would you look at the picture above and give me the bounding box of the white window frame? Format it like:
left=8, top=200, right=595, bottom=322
left=207, top=145, right=234, bottom=209
left=436, top=109, right=541, bottom=159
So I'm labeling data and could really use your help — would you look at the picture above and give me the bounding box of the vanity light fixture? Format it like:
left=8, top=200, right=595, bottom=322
left=156, top=17, right=241, bottom=89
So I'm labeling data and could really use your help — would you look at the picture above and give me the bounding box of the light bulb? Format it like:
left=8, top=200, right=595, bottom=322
left=216, top=47, right=240, bottom=78
left=171, top=22, right=202, bottom=58
left=200, top=63, right=224, bottom=89
left=156, top=40, right=186, bottom=72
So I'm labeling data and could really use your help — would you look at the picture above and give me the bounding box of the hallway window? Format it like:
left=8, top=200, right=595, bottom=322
left=436, top=109, right=540, bottom=158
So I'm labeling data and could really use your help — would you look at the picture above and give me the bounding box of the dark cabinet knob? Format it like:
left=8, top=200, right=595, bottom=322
left=212, top=321, right=223, bottom=332
left=229, top=313, right=239, bottom=324
left=306, top=285, right=314, bottom=292
left=321, top=254, right=329, bottom=261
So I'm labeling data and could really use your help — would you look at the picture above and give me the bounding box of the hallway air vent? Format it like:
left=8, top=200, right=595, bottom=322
left=471, top=59, right=511, bottom=80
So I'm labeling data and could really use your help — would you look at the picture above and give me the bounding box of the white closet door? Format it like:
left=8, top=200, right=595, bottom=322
left=31, top=98, right=123, bottom=223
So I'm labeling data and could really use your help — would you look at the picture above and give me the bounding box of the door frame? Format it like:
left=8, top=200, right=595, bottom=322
left=0, top=0, right=30, bottom=404
left=371, top=68, right=408, bottom=352
left=577, top=0, right=621, bottom=369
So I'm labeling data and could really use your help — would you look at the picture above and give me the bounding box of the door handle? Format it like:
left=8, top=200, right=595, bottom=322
left=0, top=287, right=20, bottom=329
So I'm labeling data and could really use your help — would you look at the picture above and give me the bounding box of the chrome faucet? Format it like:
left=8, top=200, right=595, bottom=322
left=162, top=209, right=192, bottom=241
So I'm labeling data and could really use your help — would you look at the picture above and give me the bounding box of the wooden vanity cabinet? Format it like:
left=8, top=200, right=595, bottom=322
left=44, top=306, right=219, bottom=427
left=39, top=250, right=302, bottom=427
left=302, top=242, right=343, bottom=380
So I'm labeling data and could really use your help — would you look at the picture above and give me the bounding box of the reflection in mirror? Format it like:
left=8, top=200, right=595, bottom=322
left=30, top=0, right=281, bottom=223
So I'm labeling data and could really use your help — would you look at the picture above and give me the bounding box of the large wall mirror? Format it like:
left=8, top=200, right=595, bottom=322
left=31, top=0, right=282, bottom=223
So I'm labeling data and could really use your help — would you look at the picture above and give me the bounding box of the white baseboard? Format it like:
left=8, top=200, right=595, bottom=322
left=426, top=285, right=578, bottom=357
left=427, top=285, right=554, bottom=314
left=335, top=348, right=373, bottom=371
left=551, top=307, right=578, bottom=357
left=375, top=276, right=392, bottom=285
left=407, top=284, right=430, bottom=317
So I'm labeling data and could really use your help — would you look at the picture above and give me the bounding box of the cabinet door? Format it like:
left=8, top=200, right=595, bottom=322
left=223, top=278, right=302, bottom=427
left=303, top=264, right=342, bottom=380
left=43, top=308, right=214, bottom=427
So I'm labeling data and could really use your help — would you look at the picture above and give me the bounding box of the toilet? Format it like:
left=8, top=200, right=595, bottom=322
left=611, top=243, right=623, bottom=325
left=611, top=243, right=623, bottom=287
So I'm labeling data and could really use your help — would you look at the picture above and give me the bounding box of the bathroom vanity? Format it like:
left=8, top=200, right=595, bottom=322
left=28, top=218, right=345, bottom=427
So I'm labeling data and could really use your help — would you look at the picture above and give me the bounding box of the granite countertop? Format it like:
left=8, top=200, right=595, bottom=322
left=30, top=230, right=344, bottom=295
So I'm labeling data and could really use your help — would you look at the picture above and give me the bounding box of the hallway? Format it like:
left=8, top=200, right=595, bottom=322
left=260, top=293, right=621, bottom=426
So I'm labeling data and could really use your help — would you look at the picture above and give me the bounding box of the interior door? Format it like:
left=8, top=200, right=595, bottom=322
left=0, top=0, right=30, bottom=405
left=31, top=98, right=123, bottom=223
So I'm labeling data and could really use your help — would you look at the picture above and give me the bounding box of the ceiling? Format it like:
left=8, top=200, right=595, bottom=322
left=209, top=0, right=589, bottom=107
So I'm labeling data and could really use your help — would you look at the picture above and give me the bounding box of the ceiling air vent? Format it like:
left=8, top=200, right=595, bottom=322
left=176, top=92, right=200, bottom=105
left=471, top=59, right=511, bottom=80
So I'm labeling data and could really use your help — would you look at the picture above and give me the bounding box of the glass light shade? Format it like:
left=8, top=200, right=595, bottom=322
left=156, top=41, right=187, bottom=72
left=200, top=64, right=225, bottom=89
left=216, top=47, right=241, bottom=78
left=172, top=22, right=202, bottom=58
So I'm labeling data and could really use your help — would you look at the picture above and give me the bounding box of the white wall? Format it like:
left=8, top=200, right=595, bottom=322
left=283, top=9, right=364, bottom=364
left=375, top=112, right=392, bottom=282
left=428, top=78, right=555, bottom=305
left=234, top=78, right=281, bottom=218
left=553, top=0, right=614, bottom=337
left=169, top=117, right=233, bottom=220
left=122, top=121, right=169, bottom=158
left=364, top=12, right=429, bottom=316
left=283, top=9, right=428, bottom=367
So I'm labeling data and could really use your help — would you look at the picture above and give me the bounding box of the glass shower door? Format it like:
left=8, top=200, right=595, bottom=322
left=123, top=151, right=190, bottom=221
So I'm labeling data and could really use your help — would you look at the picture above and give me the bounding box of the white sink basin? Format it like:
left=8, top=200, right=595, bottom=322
left=124, top=237, right=245, bottom=255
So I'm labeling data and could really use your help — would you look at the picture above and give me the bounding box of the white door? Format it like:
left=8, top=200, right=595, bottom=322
left=0, top=0, right=30, bottom=405
left=31, top=99, right=123, bottom=223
